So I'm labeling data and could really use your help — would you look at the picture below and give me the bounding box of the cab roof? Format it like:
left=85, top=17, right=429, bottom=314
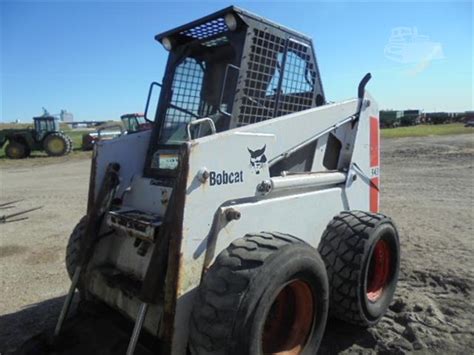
left=154, top=6, right=312, bottom=45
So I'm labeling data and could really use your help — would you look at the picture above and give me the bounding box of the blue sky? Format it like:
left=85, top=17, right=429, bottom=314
left=1, top=1, right=472, bottom=122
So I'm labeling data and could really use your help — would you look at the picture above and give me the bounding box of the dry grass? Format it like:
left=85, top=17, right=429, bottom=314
left=381, top=123, right=472, bottom=138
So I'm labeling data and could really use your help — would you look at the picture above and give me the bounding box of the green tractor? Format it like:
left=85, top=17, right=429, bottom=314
left=0, top=115, right=73, bottom=159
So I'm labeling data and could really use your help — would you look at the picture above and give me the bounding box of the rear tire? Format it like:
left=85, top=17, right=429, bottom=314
left=66, top=216, right=87, bottom=279
left=44, top=132, right=71, bottom=156
left=65, top=135, right=73, bottom=153
left=189, top=232, right=329, bottom=355
left=5, top=141, right=28, bottom=159
left=318, top=211, right=400, bottom=327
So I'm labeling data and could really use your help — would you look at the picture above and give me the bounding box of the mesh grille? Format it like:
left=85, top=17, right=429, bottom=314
left=238, top=30, right=285, bottom=125
left=161, top=58, right=204, bottom=140
left=237, top=30, right=316, bottom=126
left=180, top=18, right=228, bottom=40
left=277, top=40, right=315, bottom=117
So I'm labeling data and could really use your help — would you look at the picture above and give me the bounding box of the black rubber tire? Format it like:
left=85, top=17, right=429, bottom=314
left=189, top=232, right=329, bottom=355
left=66, top=216, right=87, bottom=280
left=65, top=135, right=73, bottom=153
left=318, top=211, right=400, bottom=327
left=5, top=141, right=28, bottom=159
left=43, top=132, right=71, bottom=156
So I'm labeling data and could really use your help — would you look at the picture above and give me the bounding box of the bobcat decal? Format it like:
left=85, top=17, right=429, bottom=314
left=248, top=145, right=267, bottom=174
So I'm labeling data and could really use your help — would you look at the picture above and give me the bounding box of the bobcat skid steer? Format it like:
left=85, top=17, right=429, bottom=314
left=54, top=6, right=401, bottom=355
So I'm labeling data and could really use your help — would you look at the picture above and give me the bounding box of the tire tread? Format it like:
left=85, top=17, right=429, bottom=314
left=44, top=132, right=72, bottom=156
left=189, top=232, right=298, bottom=354
left=65, top=216, right=87, bottom=279
left=318, top=210, right=390, bottom=326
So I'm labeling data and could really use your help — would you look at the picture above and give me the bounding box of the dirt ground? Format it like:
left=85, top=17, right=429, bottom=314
left=0, top=134, right=473, bottom=354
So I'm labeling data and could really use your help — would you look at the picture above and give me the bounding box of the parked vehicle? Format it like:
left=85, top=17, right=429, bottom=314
left=81, top=113, right=152, bottom=150
left=81, top=125, right=124, bottom=151
left=0, top=115, right=72, bottom=159
left=380, top=110, right=402, bottom=128
left=41, top=7, right=400, bottom=355
left=120, top=113, right=153, bottom=133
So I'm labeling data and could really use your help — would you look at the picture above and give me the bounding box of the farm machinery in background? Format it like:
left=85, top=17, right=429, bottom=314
left=423, top=111, right=470, bottom=125
left=82, top=113, right=152, bottom=150
left=380, top=110, right=403, bottom=128
left=463, top=111, right=474, bottom=127
left=400, top=109, right=421, bottom=126
left=380, top=109, right=421, bottom=128
left=0, top=114, right=73, bottom=159
left=380, top=109, right=471, bottom=128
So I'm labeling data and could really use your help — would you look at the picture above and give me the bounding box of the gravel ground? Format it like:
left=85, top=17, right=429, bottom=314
left=0, top=134, right=473, bottom=354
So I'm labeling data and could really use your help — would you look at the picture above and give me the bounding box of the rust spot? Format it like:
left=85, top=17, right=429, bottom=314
left=161, top=190, right=169, bottom=205
left=139, top=143, right=190, bottom=355
left=87, top=148, right=98, bottom=213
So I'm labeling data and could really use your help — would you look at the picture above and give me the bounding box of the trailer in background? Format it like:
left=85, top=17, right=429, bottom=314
left=380, top=110, right=403, bottom=128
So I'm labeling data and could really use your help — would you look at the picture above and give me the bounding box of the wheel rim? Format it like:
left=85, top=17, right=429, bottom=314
left=10, top=146, right=23, bottom=158
left=262, top=280, right=314, bottom=354
left=48, top=138, right=65, bottom=154
left=11, top=147, right=20, bottom=158
left=367, top=239, right=391, bottom=302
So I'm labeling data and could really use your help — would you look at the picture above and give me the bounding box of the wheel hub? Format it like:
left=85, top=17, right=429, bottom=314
left=49, top=138, right=65, bottom=153
left=262, top=280, right=314, bottom=354
left=367, top=239, right=391, bottom=302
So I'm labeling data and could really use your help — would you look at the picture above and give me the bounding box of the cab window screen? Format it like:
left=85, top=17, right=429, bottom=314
left=160, top=58, right=205, bottom=142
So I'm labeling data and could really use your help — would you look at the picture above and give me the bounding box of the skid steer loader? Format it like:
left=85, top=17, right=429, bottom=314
left=53, top=6, right=400, bottom=355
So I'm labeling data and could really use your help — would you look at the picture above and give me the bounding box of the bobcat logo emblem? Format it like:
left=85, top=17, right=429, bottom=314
left=248, top=145, right=267, bottom=174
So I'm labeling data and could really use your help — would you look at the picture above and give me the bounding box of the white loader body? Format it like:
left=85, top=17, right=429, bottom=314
left=52, top=7, right=399, bottom=355
left=86, top=93, right=380, bottom=354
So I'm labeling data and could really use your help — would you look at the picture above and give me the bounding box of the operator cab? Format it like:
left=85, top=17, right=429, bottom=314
left=33, top=116, right=59, bottom=141
left=146, top=6, right=326, bottom=177
left=120, top=113, right=152, bottom=133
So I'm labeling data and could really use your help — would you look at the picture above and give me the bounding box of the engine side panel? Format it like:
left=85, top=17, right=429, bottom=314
left=168, top=97, right=374, bottom=353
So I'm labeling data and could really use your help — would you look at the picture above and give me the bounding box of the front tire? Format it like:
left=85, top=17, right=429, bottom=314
left=5, top=141, right=28, bottom=159
left=189, top=232, right=329, bottom=355
left=318, top=211, right=400, bottom=327
left=66, top=216, right=87, bottom=279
